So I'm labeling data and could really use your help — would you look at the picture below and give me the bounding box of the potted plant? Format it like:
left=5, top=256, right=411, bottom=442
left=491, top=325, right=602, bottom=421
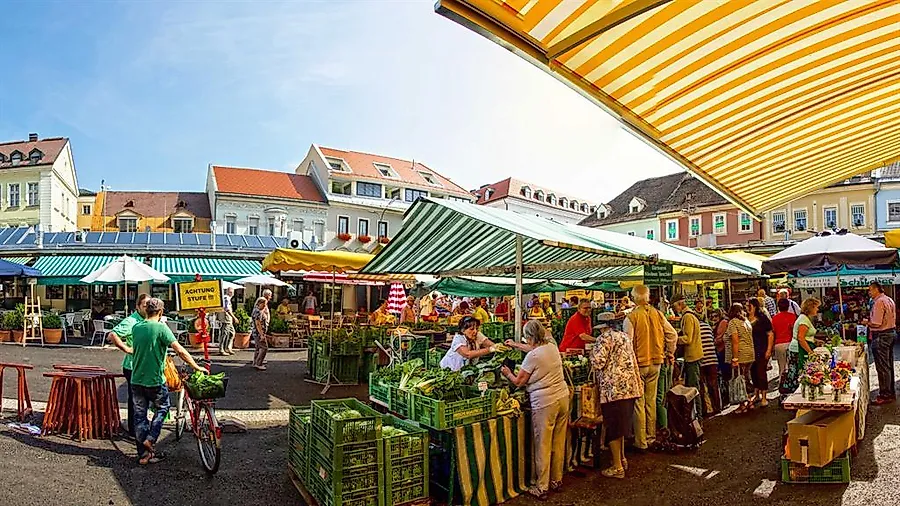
left=8, top=305, right=25, bottom=343
left=42, top=312, right=64, bottom=344
left=269, top=315, right=290, bottom=347
left=358, top=235, right=372, bottom=244
left=337, top=232, right=352, bottom=242
left=378, top=236, right=390, bottom=244
left=0, top=310, right=12, bottom=342
left=233, top=307, right=251, bottom=349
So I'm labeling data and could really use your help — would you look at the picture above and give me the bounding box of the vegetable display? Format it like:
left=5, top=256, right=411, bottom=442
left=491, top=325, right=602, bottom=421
left=185, top=372, right=227, bottom=399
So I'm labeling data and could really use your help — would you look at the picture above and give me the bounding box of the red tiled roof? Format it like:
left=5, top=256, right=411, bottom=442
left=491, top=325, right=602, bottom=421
left=212, top=165, right=325, bottom=203
left=318, top=146, right=470, bottom=196
left=473, top=177, right=597, bottom=211
left=103, top=191, right=212, bottom=219
left=0, top=137, right=67, bottom=169
left=473, top=178, right=512, bottom=205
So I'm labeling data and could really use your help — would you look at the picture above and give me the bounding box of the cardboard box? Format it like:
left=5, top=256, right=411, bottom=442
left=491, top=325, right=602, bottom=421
left=787, top=410, right=856, bottom=467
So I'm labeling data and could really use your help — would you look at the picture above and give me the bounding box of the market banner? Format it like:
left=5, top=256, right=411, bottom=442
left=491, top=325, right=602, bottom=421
left=643, top=263, right=673, bottom=286
left=793, top=274, right=900, bottom=289
left=453, top=415, right=530, bottom=506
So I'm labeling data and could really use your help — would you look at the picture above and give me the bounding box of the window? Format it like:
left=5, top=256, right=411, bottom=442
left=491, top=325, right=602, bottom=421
left=356, top=182, right=382, bottom=198
left=851, top=204, right=866, bottom=227
left=772, top=211, right=786, bottom=232
left=739, top=212, right=753, bottom=233
left=358, top=218, right=369, bottom=237
left=248, top=217, right=259, bottom=235
left=419, top=171, right=441, bottom=186
left=374, top=163, right=398, bottom=178
left=535, top=190, right=544, bottom=201
left=26, top=183, right=39, bottom=206
left=327, top=158, right=349, bottom=172
left=666, top=219, right=679, bottom=241
left=118, top=217, right=137, bottom=232
left=689, top=216, right=701, bottom=237
left=82, top=204, right=92, bottom=215
left=377, top=221, right=388, bottom=238
left=630, top=205, right=639, bottom=213
left=9, top=152, right=22, bottom=163
left=29, top=150, right=42, bottom=163
left=8, top=184, right=19, bottom=208
left=794, top=209, right=807, bottom=231
left=713, top=213, right=726, bottom=235
left=292, top=219, right=304, bottom=233
left=547, top=194, right=556, bottom=205
left=581, top=204, right=589, bottom=213
left=330, top=180, right=351, bottom=195
left=314, top=221, right=325, bottom=244
left=823, top=207, right=838, bottom=229
left=521, top=187, right=531, bottom=198
left=560, top=198, right=568, bottom=208
left=268, top=217, right=276, bottom=236
left=173, top=218, right=193, bottom=233
left=385, top=186, right=401, bottom=200
left=646, top=229, right=655, bottom=240
left=405, top=189, right=428, bottom=202
left=337, top=216, right=350, bottom=235
left=627, top=231, right=636, bottom=236
left=225, top=216, right=236, bottom=234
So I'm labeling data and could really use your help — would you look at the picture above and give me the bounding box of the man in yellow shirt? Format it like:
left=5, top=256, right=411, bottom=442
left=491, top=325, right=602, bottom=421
left=471, top=298, right=490, bottom=325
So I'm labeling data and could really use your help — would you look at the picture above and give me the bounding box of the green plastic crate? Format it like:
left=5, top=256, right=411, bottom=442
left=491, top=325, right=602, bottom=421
left=781, top=452, right=851, bottom=483
left=368, top=374, right=391, bottom=406
left=381, top=415, right=429, bottom=506
left=307, top=441, right=383, bottom=506
left=289, top=406, right=312, bottom=484
left=361, top=353, right=379, bottom=382
left=409, top=388, right=496, bottom=430
left=388, top=386, right=413, bottom=418
left=403, top=335, right=431, bottom=360
left=311, top=398, right=383, bottom=446
left=425, top=348, right=444, bottom=370
left=314, top=354, right=360, bottom=384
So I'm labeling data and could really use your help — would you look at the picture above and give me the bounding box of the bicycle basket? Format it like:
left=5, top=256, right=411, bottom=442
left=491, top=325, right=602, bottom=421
left=185, top=372, right=228, bottom=400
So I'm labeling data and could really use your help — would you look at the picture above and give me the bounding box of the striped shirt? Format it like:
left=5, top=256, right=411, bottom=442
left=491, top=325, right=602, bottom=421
left=699, top=320, right=718, bottom=367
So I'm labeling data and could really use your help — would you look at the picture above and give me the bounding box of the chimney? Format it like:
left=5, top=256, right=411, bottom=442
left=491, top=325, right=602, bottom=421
left=28, top=133, right=38, bottom=142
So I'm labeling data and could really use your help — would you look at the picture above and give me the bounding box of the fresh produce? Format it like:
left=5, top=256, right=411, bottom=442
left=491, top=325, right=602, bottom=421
left=495, top=389, right=521, bottom=417
left=186, top=372, right=226, bottom=399
left=382, top=424, right=408, bottom=438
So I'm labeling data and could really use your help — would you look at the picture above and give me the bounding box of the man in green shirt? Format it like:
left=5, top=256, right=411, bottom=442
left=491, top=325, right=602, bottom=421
left=107, top=293, right=149, bottom=437
left=124, top=297, right=205, bottom=464
left=672, top=295, right=703, bottom=415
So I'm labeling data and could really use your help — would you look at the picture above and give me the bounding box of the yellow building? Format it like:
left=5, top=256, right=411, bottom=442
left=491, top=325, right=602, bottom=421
left=91, top=191, right=212, bottom=233
left=77, top=189, right=96, bottom=232
left=762, top=177, right=875, bottom=242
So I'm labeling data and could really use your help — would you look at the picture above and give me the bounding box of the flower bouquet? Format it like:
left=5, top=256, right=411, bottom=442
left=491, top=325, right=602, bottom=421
left=799, top=354, right=830, bottom=400
left=829, top=360, right=853, bottom=402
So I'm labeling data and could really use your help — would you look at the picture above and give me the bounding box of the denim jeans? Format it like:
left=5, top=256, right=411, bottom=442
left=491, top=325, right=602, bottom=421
left=131, top=384, right=170, bottom=458
left=122, top=367, right=135, bottom=436
left=872, top=330, right=896, bottom=398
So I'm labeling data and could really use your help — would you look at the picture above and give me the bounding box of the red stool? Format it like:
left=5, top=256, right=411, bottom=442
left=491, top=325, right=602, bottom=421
left=0, top=362, right=34, bottom=421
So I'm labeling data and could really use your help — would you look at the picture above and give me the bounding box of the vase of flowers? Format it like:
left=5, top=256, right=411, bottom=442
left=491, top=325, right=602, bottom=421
left=800, top=355, right=829, bottom=401
left=829, top=360, right=853, bottom=402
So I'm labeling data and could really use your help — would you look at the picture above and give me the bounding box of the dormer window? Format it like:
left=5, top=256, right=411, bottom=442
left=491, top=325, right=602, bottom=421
left=560, top=197, right=568, bottom=208
left=596, top=205, right=609, bottom=219
left=9, top=151, right=23, bottom=164
left=326, top=157, right=350, bottom=172
left=28, top=149, right=42, bottom=163
left=547, top=194, right=556, bottom=205
left=570, top=200, right=578, bottom=210
left=484, top=188, right=494, bottom=200
left=580, top=203, right=589, bottom=213
left=176, top=200, right=187, bottom=208
left=521, top=186, right=531, bottom=198
left=419, top=171, right=442, bottom=187
left=124, top=200, right=135, bottom=207
left=628, top=197, right=646, bottom=214
left=373, top=162, right=399, bottom=178
left=535, top=190, right=544, bottom=201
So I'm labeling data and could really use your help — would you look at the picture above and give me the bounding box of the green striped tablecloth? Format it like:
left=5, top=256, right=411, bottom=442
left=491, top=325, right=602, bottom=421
left=452, top=415, right=531, bottom=506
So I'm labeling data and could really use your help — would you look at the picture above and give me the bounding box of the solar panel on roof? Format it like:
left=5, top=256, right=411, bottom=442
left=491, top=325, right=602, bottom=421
left=85, top=232, right=102, bottom=244
left=0, top=229, right=15, bottom=244
left=149, top=233, right=166, bottom=245
left=215, top=235, right=230, bottom=247
left=133, top=232, right=149, bottom=244
left=259, top=236, right=277, bottom=248
left=9, top=228, right=27, bottom=244
left=197, top=234, right=211, bottom=246
left=21, top=232, right=36, bottom=245
left=100, top=232, right=118, bottom=244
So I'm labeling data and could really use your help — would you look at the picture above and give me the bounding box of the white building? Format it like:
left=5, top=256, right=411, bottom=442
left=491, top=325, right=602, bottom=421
left=296, top=145, right=474, bottom=251
left=0, top=134, right=79, bottom=232
left=579, top=172, right=686, bottom=240
left=472, top=178, right=598, bottom=225
left=206, top=165, right=329, bottom=248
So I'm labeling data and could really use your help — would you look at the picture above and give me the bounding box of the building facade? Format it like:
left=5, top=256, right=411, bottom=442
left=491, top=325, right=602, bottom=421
left=579, top=172, right=686, bottom=240
left=296, top=145, right=474, bottom=251
left=207, top=165, right=328, bottom=248
left=472, top=178, right=597, bottom=224
left=77, top=189, right=96, bottom=233
left=762, top=176, right=875, bottom=242
left=874, top=163, right=900, bottom=232
left=0, top=134, right=79, bottom=232
left=91, top=191, right=212, bottom=233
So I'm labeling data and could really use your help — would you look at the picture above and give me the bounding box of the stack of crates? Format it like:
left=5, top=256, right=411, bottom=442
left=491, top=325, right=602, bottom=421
left=403, top=335, right=431, bottom=363
left=381, top=414, right=429, bottom=506
left=308, top=399, right=384, bottom=506
left=288, top=406, right=312, bottom=483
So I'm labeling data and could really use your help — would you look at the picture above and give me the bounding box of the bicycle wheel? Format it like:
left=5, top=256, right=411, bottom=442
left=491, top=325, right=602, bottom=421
left=174, top=390, right=187, bottom=441
left=196, top=403, right=221, bottom=474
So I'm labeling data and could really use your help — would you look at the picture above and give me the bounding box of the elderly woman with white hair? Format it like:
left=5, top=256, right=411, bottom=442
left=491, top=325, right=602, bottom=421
left=251, top=296, right=270, bottom=371
left=501, top=320, right=569, bottom=499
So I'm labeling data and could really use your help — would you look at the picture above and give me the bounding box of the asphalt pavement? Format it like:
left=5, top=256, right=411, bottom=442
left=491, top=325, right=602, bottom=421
left=1, top=343, right=899, bottom=506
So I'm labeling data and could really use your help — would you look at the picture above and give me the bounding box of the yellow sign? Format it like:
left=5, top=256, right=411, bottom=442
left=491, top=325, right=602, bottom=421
left=176, top=280, right=223, bottom=311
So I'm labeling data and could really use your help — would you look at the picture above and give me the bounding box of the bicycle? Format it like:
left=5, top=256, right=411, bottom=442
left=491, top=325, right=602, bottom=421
left=173, top=361, right=225, bottom=474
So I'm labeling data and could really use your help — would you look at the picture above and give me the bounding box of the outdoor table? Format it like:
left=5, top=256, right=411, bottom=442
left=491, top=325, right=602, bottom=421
left=0, top=362, right=34, bottom=421
left=42, top=368, right=123, bottom=441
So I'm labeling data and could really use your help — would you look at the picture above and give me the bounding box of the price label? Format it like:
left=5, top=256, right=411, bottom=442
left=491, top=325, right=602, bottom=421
left=478, top=381, right=488, bottom=393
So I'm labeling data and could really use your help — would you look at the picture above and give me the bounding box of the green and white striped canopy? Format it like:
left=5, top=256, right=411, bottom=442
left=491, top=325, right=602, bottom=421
left=362, top=199, right=756, bottom=280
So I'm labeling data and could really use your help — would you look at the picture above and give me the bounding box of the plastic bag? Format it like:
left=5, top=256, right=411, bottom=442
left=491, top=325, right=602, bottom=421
left=728, top=369, right=748, bottom=405
left=164, top=356, right=182, bottom=392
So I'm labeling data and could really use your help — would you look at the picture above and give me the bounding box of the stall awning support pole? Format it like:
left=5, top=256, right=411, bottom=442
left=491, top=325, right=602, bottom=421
left=837, top=266, right=846, bottom=340
left=515, top=234, right=523, bottom=343
left=726, top=279, right=732, bottom=308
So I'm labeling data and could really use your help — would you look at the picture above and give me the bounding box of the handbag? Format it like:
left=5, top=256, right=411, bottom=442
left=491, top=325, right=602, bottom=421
left=728, top=367, right=748, bottom=405
left=164, top=356, right=182, bottom=392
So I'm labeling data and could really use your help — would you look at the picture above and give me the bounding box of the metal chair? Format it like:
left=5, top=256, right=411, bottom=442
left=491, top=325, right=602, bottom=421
left=71, top=312, right=86, bottom=336
left=90, top=320, right=112, bottom=347
left=61, top=313, right=76, bottom=343
left=166, top=320, right=189, bottom=345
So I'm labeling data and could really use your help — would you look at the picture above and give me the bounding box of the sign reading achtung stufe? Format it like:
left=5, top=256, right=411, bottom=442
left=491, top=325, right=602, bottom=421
left=176, top=279, right=223, bottom=311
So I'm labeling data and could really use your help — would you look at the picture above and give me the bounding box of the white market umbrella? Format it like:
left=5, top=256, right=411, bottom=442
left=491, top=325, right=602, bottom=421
left=387, top=282, right=407, bottom=315
left=220, top=280, right=243, bottom=291
left=80, top=255, right=170, bottom=313
left=233, top=275, right=289, bottom=287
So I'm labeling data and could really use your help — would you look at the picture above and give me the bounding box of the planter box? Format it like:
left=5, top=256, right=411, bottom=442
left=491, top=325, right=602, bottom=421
left=11, top=330, right=24, bottom=343
left=271, top=333, right=291, bottom=348
left=0, top=330, right=10, bottom=342
left=44, top=329, right=63, bottom=344
left=234, top=332, right=250, bottom=349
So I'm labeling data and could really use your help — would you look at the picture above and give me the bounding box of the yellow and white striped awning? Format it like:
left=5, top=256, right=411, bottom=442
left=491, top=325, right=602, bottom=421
left=436, top=0, right=900, bottom=216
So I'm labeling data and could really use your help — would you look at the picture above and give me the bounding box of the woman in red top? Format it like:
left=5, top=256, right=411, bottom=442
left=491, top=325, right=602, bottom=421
left=770, top=298, right=797, bottom=385
left=558, top=301, right=595, bottom=352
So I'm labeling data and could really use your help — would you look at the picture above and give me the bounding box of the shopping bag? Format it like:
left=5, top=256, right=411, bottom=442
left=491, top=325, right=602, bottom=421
left=164, top=356, right=182, bottom=392
left=579, top=384, right=601, bottom=421
left=728, top=369, right=748, bottom=405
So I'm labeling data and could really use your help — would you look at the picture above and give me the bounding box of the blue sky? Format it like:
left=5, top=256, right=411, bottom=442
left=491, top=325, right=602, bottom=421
left=0, top=1, right=681, bottom=202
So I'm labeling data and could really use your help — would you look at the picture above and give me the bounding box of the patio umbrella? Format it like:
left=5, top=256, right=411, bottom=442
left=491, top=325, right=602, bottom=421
left=0, top=258, right=41, bottom=277
left=387, top=282, right=407, bottom=315
left=233, top=275, right=288, bottom=287
left=80, top=255, right=170, bottom=313
left=762, top=229, right=898, bottom=337
left=220, top=280, right=243, bottom=291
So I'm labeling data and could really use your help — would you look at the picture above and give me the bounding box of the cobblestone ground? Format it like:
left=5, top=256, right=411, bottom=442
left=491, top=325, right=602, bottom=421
left=1, top=343, right=898, bottom=506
